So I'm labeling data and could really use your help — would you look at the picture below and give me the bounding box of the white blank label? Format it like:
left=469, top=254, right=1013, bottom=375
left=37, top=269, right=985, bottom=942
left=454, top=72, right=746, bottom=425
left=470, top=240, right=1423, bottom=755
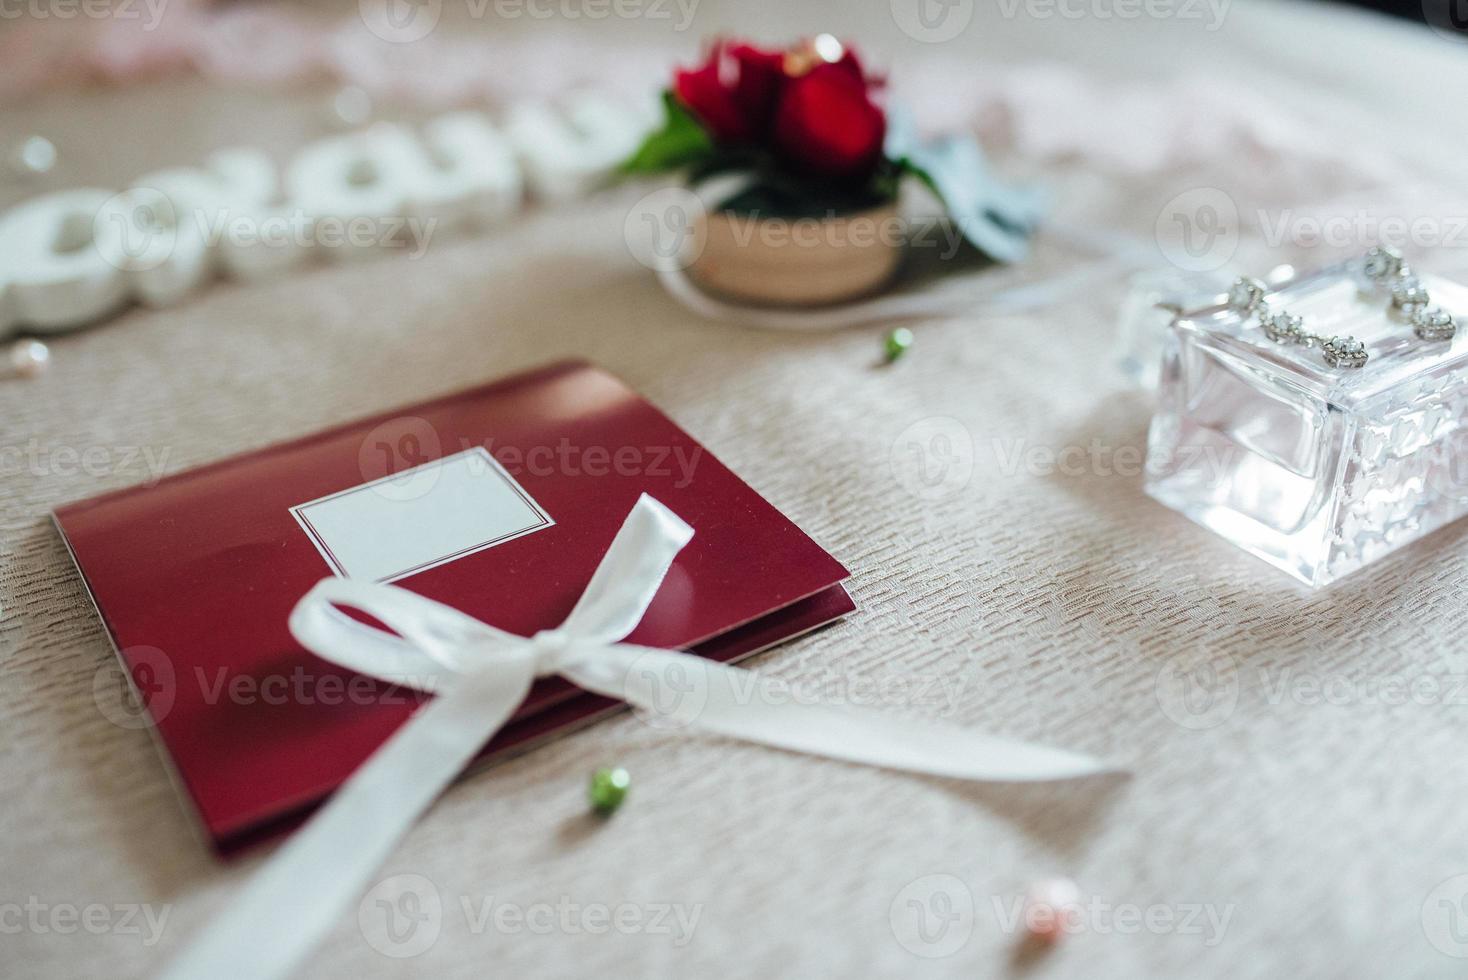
left=290, top=447, right=553, bottom=583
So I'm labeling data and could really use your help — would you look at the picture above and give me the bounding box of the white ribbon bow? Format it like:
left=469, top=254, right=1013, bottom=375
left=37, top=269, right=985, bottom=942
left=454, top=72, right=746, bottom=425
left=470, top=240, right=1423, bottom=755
left=162, top=494, right=1119, bottom=980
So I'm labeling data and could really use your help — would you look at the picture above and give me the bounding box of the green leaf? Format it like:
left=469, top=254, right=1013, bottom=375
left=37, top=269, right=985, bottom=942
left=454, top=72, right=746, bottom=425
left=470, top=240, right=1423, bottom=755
left=890, top=157, right=940, bottom=200
left=620, top=91, right=716, bottom=175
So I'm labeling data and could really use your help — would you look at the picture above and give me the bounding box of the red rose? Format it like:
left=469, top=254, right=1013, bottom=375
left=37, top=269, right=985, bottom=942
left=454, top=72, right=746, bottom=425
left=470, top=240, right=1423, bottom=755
left=771, top=59, right=886, bottom=181
left=673, top=41, right=785, bottom=144
left=672, top=37, right=887, bottom=182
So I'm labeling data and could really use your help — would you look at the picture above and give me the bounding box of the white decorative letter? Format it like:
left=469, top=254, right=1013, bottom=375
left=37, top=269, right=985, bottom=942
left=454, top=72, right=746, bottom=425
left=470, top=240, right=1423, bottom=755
left=0, top=189, right=130, bottom=337
left=505, top=93, right=654, bottom=202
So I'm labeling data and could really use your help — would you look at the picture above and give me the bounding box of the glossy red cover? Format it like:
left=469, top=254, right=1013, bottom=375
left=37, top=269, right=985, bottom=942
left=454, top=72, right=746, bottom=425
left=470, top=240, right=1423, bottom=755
left=54, top=361, right=852, bottom=855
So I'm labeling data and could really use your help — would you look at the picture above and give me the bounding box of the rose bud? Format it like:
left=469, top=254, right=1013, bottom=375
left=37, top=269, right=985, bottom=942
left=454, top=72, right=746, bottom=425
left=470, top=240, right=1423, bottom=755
left=771, top=59, right=887, bottom=181
left=673, top=41, right=787, bottom=144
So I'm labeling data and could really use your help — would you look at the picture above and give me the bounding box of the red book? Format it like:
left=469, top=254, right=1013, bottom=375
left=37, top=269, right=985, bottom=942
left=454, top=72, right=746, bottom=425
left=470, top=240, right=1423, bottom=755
left=54, top=361, right=852, bottom=855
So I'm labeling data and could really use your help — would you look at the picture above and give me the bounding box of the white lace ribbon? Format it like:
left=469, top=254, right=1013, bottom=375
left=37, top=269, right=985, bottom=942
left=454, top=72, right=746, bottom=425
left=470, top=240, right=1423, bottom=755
left=161, top=494, right=1120, bottom=980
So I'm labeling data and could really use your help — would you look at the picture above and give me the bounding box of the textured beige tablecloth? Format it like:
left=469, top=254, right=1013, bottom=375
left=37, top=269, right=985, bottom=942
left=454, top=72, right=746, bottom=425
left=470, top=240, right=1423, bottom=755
left=7, top=1, right=1468, bottom=977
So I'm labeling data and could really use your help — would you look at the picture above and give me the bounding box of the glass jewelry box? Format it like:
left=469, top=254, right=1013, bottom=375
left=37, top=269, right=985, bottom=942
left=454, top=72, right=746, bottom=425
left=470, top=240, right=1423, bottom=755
left=1145, top=253, right=1468, bottom=588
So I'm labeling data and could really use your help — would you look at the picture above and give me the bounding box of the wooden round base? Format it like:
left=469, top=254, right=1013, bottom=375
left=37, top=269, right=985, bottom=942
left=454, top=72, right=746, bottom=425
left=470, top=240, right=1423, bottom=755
left=687, top=202, right=903, bottom=307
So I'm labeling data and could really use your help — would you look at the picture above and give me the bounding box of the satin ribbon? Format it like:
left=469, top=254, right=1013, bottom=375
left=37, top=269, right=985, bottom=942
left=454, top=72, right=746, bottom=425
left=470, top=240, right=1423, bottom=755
left=162, top=494, right=1119, bottom=980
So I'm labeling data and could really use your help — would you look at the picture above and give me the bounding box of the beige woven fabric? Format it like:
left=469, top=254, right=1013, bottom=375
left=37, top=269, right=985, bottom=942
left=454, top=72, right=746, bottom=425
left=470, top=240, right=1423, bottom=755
left=6, top=2, right=1468, bottom=978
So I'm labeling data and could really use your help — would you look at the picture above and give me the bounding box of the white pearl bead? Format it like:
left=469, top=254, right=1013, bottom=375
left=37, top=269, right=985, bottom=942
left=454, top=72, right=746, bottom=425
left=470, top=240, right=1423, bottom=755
left=12, top=135, right=56, bottom=177
left=1023, top=877, right=1080, bottom=942
left=8, top=340, right=50, bottom=379
left=331, top=87, right=373, bottom=128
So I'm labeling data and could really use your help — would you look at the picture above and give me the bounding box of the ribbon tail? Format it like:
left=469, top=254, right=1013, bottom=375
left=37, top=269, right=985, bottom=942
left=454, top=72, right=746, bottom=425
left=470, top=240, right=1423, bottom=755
left=159, top=658, right=536, bottom=980
left=556, top=493, right=694, bottom=643
left=568, top=649, right=1122, bottom=782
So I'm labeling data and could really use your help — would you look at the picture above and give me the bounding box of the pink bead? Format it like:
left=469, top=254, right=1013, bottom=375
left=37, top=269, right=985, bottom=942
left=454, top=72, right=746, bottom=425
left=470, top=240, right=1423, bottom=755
left=9, top=340, right=50, bottom=379
left=1023, top=877, right=1080, bottom=943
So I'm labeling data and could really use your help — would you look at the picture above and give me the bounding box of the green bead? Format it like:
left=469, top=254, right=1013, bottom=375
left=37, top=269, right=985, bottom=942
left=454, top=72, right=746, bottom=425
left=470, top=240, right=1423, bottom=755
left=884, top=327, right=913, bottom=362
left=589, top=767, right=630, bottom=814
